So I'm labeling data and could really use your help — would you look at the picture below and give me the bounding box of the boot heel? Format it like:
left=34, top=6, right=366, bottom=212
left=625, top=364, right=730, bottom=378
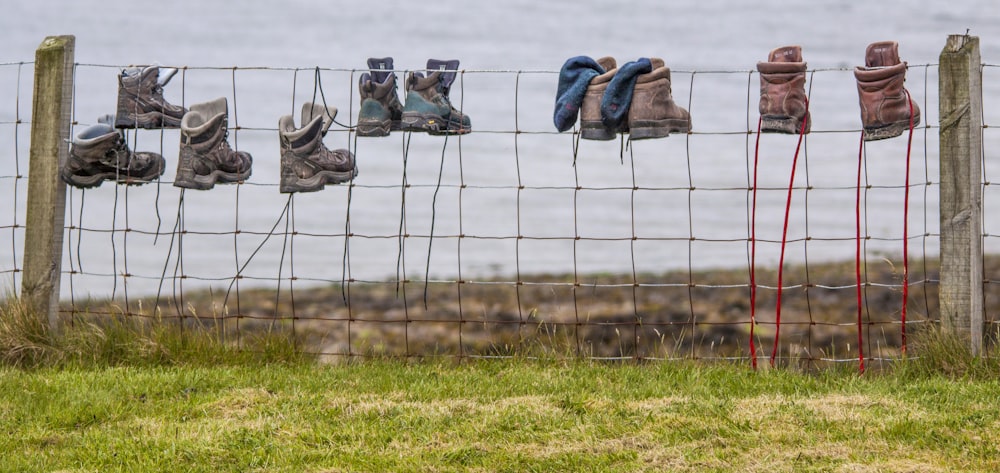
left=173, top=148, right=201, bottom=189
left=580, top=121, right=616, bottom=141
left=863, top=121, right=908, bottom=141
left=761, top=116, right=809, bottom=135
left=357, top=120, right=391, bottom=137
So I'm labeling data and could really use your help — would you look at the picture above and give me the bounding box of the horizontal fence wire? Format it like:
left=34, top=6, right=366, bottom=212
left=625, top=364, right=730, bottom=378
left=7, top=58, right=1000, bottom=368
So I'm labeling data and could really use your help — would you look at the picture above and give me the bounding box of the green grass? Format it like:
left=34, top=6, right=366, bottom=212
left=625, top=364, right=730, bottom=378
left=3, top=297, right=1000, bottom=472
left=3, top=361, right=1000, bottom=472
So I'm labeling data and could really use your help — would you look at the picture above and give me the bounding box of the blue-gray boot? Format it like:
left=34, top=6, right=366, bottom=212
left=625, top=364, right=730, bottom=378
left=357, top=57, right=403, bottom=137
left=400, top=59, right=471, bottom=135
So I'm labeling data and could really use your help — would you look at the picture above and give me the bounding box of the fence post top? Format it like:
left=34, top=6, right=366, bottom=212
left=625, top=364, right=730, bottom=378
left=37, top=35, right=75, bottom=50
left=944, top=34, right=979, bottom=53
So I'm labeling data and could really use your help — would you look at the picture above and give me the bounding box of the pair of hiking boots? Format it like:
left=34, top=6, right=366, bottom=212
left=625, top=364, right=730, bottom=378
left=578, top=57, right=692, bottom=141
left=176, top=96, right=356, bottom=193
left=176, top=97, right=355, bottom=193
left=757, top=41, right=920, bottom=140
left=357, top=57, right=471, bottom=137
left=62, top=65, right=354, bottom=193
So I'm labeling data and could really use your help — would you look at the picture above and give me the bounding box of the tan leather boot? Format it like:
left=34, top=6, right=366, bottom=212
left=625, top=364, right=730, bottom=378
left=627, top=58, right=691, bottom=140
left=854, top=41, right=921, bottom=141
left=757, top=46, right=810, bottom=134
left=579, top=56, right=618, bottom=140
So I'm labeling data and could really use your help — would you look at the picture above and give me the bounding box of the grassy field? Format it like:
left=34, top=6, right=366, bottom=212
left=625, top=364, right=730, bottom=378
left=3, top=359, right=1000, bottom=472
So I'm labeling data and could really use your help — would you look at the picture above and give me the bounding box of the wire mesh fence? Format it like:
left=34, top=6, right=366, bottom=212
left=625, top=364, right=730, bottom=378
left=3, top=54, right=999, bottom=368
left=1, top=61, right=29, bottom=294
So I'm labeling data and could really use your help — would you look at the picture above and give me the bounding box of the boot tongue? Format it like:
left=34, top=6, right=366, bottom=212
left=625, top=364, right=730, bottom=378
left=122, top=64, right=178, bottom=88
left=301, top=102, right=337, bottom=135
left=596, top=56, right=617, bottom=72
left=156, top=66, right=178, bottom=87
left=865, top=41, right=900, bottom=68
left=367, top=57, right=395, bottom=84
left=426, top=59, right=460, bottom=89
left=768, top=45, right=803, bottom=63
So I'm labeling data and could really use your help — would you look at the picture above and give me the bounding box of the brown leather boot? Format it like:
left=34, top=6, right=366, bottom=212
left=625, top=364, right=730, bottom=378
left=579, top=57, right=618, bottom=140
left=757, top=46, right=810, bottom=134
left=627, top=58, right=691, bottom=140
left=175, top=97, right=252, bottom=190
left=854, top=41, right=921, bottom=141
left=61, top=123, right=164, bottom=188
left=279, top=103, right=356, bottom=193
left=114, top=65, right=187, bottom=129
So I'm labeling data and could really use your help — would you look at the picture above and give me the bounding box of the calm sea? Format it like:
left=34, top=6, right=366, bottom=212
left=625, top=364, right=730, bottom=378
left=2, top=0, right=999, bottom=297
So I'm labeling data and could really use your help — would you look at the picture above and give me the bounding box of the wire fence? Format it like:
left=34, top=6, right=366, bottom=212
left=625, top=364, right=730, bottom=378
left=1, top=61, right=28, bottom=295
left=3, top=55, right=1000, bottom=368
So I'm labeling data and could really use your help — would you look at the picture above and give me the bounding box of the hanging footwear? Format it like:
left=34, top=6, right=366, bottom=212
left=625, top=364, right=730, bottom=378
left=174, top=97, right=252, bottom=190
left=627, top=58, right=691, bottom=140
left=854, top=41, right=921, bottom=141
left=401, top=59, right=471, bottom=135
left=757, top=46, right=811, bottom=134
left=579, top=56, right=618, bottom=140
left=279, top=102, right=356, bottom=193
left=114, top=64, right=187, bottom=129
left=358, top=57, right=404, bottom=137
left=61, top=122, right=165, bottom=188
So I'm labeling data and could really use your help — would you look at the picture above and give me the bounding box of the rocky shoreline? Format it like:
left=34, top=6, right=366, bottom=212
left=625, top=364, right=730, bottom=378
left=68, top=257, right=1000, bottom=364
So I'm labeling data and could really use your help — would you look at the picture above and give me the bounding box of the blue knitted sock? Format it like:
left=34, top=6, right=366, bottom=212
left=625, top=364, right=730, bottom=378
left=600, top=58, right=652, bottom=129
left=553, top=56, right=606, bottom=132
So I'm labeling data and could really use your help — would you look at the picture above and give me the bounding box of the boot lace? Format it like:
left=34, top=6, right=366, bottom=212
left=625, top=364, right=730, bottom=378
left=102, top=134, right=132, bottom=170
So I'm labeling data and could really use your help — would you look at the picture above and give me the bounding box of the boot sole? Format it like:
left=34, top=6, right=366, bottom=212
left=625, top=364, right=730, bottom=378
left=173, top=169, right=251, bottom=190
left=357, top=119, right=392, bottom=137
left=280, top=168, right=358, bottom=193
left=629, top=119, right=692, bottom=140
left=401, top=112, right=470, bottom=136
left=863, top=116, right=920, bottom=141
left=761, top=115, right=811, bottom=135
left=115, top=111, right=182, bottom=129
left=580, top=121, right=617, bottom=141
left=60, top=169, right=162, bottom=189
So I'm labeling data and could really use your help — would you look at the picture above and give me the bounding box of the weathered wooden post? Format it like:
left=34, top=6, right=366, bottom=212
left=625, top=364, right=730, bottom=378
left=938, top=34, right=983, bottom=355
left=21, top=35, right=74, bottom=332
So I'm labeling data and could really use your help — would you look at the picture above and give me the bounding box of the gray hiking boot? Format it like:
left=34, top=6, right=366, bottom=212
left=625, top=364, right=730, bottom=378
left=358, top=57, right=403, bottom=137
left=114, top=64, right=187, bottom=129
left=400, top=59, right=471, bottom=135
left=627, top=58, right=691, bottom=140
left=279, top=102, right=357, bottom=193
left=174, top=97, right=252, bottom=190
left=855, top=41, right=921, bottom=141
left=757, top=45, right=811, bottom=134
left=61, top=122, right=165, bottom=188
left=580, top=56, right=618, bottom=140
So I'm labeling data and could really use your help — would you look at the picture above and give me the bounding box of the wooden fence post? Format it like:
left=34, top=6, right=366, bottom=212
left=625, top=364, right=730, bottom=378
left=21, top=35, right=74, bottom=332
left=938, top=34, right=984, bottom=355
